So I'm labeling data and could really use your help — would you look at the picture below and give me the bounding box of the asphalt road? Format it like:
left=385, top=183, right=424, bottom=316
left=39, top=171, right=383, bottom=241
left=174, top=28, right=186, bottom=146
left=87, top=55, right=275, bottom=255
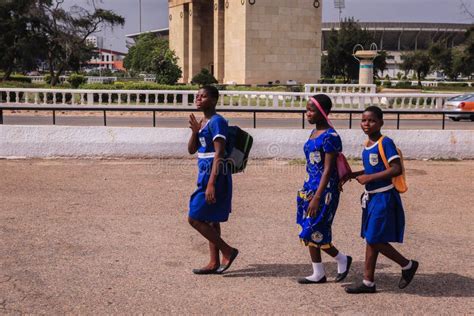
left=2, top=114, right=474, bottom=130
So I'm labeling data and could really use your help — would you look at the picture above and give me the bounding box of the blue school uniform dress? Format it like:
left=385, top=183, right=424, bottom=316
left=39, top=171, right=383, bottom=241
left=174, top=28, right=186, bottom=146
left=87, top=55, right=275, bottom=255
left=361, top=136, right=405, bottom=244
left=189, top=114, right=232, bottom=223
left=296, top=128, right=342, bottom=248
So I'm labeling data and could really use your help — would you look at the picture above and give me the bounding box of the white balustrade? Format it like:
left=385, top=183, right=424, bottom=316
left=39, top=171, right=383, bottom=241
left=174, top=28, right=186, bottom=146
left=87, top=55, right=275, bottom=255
left=305, top=84, right=377, bottom=94
left=380, top=80, right=473, bottom=88
left=0, top=88, right=458, bottom=110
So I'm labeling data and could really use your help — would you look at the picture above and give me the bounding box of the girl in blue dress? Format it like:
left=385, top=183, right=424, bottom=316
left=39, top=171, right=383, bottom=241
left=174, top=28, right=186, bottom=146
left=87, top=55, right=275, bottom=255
left=344, top=106, right=418, bottom=294
left=187, top=86, right=238, bottom=275
left=296, top=94, right=352, bottom=284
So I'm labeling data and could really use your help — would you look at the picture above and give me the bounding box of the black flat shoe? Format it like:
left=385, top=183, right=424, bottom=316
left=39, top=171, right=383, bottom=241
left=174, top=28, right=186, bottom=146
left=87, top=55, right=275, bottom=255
left=399, top=260, right=419, bottom=289
left=335, top=256, right=352, bottom=282
left=216, top=248, right=239, bottom=274
left=192, top=267, right=219, bottom=275
left=345, top=283, right=376, bottom=294
left=297, top=276, right=327, bottom=284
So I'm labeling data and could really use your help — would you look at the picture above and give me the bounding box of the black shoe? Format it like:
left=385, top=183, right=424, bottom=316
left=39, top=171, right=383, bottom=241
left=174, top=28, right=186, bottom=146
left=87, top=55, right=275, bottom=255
left=335, top=256, right=352, bottom=282
left=345, top=283, right=376, bottom=294
left=297, top=276, right=327, bottom=284
left=215, top=248, right=239, bottom=274
left=399, top=260, right=419, bottom=289
left=192, top=267, right=219, bottom=275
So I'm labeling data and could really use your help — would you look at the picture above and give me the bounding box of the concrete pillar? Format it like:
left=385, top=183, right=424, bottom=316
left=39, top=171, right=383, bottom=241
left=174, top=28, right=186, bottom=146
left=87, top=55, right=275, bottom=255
left=359, top=59, right=374, bottom=85
left=188, top=2, right=201, bottom=81
left=213, top=0, right=225, bottom=83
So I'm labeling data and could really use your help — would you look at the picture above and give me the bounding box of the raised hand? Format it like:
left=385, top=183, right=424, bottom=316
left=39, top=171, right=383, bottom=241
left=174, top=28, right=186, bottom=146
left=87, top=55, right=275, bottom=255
left=189, top=114, right=202, bottom=134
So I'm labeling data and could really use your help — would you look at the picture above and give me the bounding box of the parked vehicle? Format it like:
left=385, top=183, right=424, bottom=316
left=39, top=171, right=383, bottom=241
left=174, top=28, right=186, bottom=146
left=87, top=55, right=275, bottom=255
left=445, top=93, right=474, bottom=121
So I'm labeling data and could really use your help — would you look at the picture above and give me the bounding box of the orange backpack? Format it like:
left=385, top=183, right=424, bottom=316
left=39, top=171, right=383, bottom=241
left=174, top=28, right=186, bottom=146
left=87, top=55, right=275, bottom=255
left=377, top=136, right=408, bottom=193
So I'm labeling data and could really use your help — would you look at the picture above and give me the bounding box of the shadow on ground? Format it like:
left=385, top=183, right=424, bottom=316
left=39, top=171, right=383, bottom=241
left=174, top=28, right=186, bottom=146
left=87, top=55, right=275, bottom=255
left=224, top=262, right=474, bottom=298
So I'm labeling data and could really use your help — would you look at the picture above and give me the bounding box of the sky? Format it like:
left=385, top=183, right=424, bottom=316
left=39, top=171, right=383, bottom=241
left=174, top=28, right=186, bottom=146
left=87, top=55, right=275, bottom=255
left=63, top=0, right=474, bottom=52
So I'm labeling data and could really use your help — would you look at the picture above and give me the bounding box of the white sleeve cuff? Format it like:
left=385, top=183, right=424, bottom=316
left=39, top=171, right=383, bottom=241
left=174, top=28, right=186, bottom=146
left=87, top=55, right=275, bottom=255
left=387, top=155, right=400, bottom=163
left=213, top=134, right=226, bottom=141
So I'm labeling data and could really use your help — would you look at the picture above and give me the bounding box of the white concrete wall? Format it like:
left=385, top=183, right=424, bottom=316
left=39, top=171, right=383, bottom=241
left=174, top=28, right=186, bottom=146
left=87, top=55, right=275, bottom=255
left=0, top=126, right=472, bottom=160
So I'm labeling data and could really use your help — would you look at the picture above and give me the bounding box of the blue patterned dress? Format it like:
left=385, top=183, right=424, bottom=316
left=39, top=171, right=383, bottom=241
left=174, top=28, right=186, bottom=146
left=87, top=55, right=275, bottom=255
left=296, top=128, right=342, bottom=247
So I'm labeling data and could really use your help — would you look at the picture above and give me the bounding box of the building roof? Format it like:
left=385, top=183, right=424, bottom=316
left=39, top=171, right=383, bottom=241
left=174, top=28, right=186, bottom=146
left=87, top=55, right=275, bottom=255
left=322, top=22, right=472, bottom=51
left=127, top=22, right=472, bottom=51
left=97, top=48, right=127, bottom=56
left=125, top=28, right=170, bottom=40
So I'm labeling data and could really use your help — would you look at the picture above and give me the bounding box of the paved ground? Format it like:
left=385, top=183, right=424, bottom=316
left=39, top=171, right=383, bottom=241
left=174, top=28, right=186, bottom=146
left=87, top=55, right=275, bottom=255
left=0, top=159, right=473, bottom=314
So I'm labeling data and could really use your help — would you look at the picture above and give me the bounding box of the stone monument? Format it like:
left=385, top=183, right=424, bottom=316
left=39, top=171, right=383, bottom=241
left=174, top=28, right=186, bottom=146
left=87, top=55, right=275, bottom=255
left=353, top=43, right=379, bottom=85
left=168, top=0, right=323, bottom=84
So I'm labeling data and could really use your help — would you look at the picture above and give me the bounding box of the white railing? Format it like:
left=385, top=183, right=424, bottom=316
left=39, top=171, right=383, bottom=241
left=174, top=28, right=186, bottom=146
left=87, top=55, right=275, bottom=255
left=380, top=80, right=474, bottom=88
left=0, top=88, right=458, bottom=110
left=26, top=76, right=117, bottom=84
left=305, top=84, right=377, bottom=94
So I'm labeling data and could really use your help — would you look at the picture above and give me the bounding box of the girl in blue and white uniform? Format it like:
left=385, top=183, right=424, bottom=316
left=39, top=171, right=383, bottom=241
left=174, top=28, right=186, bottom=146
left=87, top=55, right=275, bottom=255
left=296, top=94, right=352, bottom=284
left=344, top=106, right=418, bottom=294
left=187, top=86, right=238, bottom=275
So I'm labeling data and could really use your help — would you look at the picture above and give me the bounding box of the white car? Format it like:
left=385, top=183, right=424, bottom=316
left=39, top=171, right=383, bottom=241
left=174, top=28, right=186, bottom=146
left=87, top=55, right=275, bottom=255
left=445, top=93, right=474, bottom=121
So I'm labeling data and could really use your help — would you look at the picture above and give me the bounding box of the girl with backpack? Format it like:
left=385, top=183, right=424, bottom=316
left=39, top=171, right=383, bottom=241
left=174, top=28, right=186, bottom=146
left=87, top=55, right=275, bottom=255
left=296, top=94, right=352, bottom=284
left=187, top=85, right=238, bottom=275
left=343, top=106, right=418, bottom=294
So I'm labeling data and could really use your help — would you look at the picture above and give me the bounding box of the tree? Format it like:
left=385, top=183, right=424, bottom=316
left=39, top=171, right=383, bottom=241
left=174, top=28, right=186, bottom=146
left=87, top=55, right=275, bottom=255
left=191, top=69, right=218, bottom=86
left=31, top=0, right=125, bottom=85
left=0, top=0, right=46, bottom=80
left=400, top=51, right=432, bottom=86
left=429, top=42, right=456, bottom=79
left=124, top=33, right=182, bottom=84
left=373, top=50, right=389, bottom=79
left=324, top=18, right=376, bottom=82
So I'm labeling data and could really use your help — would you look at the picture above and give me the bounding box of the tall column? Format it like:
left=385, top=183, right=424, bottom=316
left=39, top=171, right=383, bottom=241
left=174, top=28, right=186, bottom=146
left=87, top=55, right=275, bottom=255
left=168, top=2, right=189, bottom=83
left=188, top=2, right=201, bottom=81
left=213, top=0, right=225, bottom=83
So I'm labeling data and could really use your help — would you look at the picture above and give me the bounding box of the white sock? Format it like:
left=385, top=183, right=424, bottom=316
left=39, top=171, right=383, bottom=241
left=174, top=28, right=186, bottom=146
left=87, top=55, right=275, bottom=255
left=305, top=262, right=325, bottom=282
left=334, top=252, right=348, bottom=274
left=402, top=260, right=413, bottom=270
left=363, top=279, right=375, bottom=287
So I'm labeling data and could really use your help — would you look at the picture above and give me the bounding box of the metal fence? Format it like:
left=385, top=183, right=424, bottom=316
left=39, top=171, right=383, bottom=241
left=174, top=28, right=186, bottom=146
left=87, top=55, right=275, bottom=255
left=0, top=103, right=465, bottom=130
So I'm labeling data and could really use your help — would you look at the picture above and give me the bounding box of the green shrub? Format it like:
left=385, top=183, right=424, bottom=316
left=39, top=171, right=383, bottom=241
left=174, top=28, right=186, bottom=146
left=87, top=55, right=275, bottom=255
left=191, top=68, right=218, bottom=86
left=438, top=82, right=469, bottom=88
left=68, top=74, right=87, bottom=88
left=383, top=80, right=392, bottom=88
left=319, top=78, right=336, bottom=84
left=10, top=75, right=32, bottom=83
left=395, top=81, right=413, bottom=89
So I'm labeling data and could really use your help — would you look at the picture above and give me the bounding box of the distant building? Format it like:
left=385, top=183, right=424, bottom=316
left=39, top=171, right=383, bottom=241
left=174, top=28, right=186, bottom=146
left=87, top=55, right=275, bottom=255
left=126, top=21, right=471, bottom=82
left=86, top=35, right=104, bottom=49
left=86, top=48, right=126, bottom=71
left=322, top=22, right=471, bottom=79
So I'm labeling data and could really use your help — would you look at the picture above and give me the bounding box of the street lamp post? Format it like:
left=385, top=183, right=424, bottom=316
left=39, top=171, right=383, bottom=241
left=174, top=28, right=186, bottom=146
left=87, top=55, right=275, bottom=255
left=139, top=0, right=142, bottom=33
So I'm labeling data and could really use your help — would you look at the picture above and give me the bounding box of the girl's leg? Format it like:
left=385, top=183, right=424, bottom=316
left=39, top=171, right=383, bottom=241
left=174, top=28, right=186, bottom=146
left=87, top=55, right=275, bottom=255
left=373, top=242, right=418, bottom=289
left=309, top=245, right=322, bottom=263
left=372, top=242, right=409, bottom=267
left=207, top=222, right=221, bottom=269
left=346, top=243, right=378, bottom=293
left=365, top=243, right=379, bottom=282
left=298, top=246, right=326, bottom=284
left=322, top=245, right=352, bottom=281
left=188, top=217, right=235, bottom=262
